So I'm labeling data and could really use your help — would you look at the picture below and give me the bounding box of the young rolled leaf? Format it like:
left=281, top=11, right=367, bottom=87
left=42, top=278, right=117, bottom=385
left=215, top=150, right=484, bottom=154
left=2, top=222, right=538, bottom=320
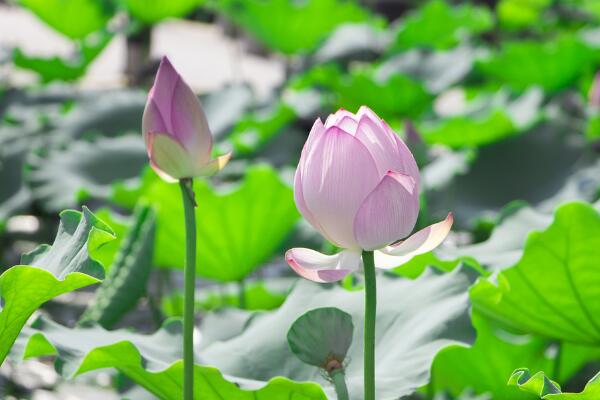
left=19, top=317, right=327, bottom=400
left=0, top=207, right=114, bottom=364
left=471, top=202, right=600, bottom=345
left=287, top=307, right=354, bottom=370
left=508, top=368, right=600, bottom=399
left=79, top=205, right=156, bottom=329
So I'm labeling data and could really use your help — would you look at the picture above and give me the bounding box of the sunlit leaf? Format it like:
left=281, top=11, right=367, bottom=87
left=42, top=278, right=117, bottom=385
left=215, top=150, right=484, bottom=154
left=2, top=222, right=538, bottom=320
left=125, top=0, right=203, bottom=24
left=213, top=0, right=373, bottom=54
left=471, top=202, right=600, bottom=345
left=117, top=165, right=299, bottom=282
left=509, top=369, right=600, bottom=399
left=0, top=207, right=114, bottom=364
left=477, top=36, right=597, bottom=92
left=18, top=0, right=114, bottom=39
left=19, top=317, right=327, bottom=399
left=390, top=0, right=493, bottom=51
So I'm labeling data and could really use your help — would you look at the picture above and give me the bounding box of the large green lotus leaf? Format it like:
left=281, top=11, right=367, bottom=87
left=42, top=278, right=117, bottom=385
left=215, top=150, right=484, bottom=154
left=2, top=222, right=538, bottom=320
left=18, top=0, right=113, bottom=39
left=509, top=369, right=600, bottom=399
left=27, top=135, right=147, bottom=212
left=12, top=29, right=113, bottom=83
left=201, top=268, right=475, bottom=399
left=79, top=205, right=156, bottom=329
left=0, top=207, right=114, bottom=364
left=496, top=0, right=552, bottom=30
left=419, top=87, right=543, bottom=148
left=433, top=312, right=552, bottom=399
left=125, top=0, right=203, bottom=24
left=477, top=36, right=597, bottom=92
left=471, top=202, right=600, bottom=345
left=390, top=0, right=493, bottom=51
left=137, top=165, right=299, bottom=281
left=300, top=64, right=432, bottom=120
left=19, top=317, right=327, bottom=400
left=213, top=0, right=373, bottom=55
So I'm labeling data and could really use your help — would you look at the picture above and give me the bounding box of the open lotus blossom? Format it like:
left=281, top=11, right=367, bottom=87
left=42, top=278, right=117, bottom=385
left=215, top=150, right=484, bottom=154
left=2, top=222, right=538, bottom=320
left=142, top=56, right=231, bottom=182
left=286, top=106, right=453, bottom=283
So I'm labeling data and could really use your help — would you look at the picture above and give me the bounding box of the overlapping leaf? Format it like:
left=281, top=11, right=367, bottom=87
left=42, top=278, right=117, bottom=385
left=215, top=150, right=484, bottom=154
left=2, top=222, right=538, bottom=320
left=471, top=202, right=600, bottom=345
left=509, top=369, right=600, bottom=399
left=18, top=317, right=327, bottom=400
left=201, top=268, right=476, bottom=399
left=0, top=207, right=114, bottom=364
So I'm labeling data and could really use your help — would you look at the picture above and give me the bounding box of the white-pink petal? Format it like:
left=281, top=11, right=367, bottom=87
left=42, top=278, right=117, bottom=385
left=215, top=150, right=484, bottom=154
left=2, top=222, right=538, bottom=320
left=301, top=126, right=379, bottom=249
left=353, top=171, right=419, bottom=251
left=286, top=248, right=361, bottom=283
left=376, top=213, right=453, bottom=269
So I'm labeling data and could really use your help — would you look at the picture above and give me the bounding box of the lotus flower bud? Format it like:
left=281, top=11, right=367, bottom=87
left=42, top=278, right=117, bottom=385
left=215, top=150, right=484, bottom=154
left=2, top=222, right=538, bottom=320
left=286, top=107, right=452, bottom=282
left=142, top=56, right=230, bottom=182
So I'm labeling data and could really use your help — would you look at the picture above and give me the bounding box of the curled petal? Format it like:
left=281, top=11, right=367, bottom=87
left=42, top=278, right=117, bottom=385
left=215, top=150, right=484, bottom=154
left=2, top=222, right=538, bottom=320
left=194, top=152, right=232, bottom=177
left=353, top=171, right=419, bottom=251
left=301, top=126, right=379, bottom=249
left=286, top=248, right=361, bottom=283
left=376, top=213, right=453, bottom=269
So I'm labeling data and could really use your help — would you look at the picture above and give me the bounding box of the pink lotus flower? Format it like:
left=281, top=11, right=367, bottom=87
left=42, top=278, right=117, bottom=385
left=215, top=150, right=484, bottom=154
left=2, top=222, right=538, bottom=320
left=590, top=71, right=600, bottom=109
left=142, top=56, right=231, bottom=182
left=286, top=106, right=453, bottom=282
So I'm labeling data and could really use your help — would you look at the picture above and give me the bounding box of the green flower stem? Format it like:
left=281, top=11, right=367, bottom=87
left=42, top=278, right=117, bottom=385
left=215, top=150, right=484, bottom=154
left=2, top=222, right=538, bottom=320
left=362, top=250, right=377, bottom=400
left=330, top=369, right=350, bottom=400
left=180, top=178, right=197, bottom=400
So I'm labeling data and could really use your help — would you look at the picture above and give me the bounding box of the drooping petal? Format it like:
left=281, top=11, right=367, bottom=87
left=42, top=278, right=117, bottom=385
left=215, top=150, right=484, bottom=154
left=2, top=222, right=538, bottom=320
left=194, top=152, right=232, bottom=177
left=301, top=126, right=380, bottom=249
left=169, top=78, right=213, bottom=163
left=376, top=213, right=453, bottom=269
left=353, top=171, right=419, bottom=251
left=286, top=248, right=361, bottom=283
left=146, top=132, right=193, bottom=182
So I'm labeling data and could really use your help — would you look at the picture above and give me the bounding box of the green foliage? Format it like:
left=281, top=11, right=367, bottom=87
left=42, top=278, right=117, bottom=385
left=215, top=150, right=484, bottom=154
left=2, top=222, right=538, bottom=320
left=478, top=36, right=597, bottom=92
left=212, top=0, right=373, bottom=55
left=433, top=313, right=553, bottom=399
left=201, top=269, right=474, bottom=399
left=509, top=369, right=600, bottom=399
left=471, top=202, right=600, bottom=345
left=124, top=0, right=203, bottom=24
left=27, top=135, right=147, bottom=212
left=20, top=317, right=328, bottom=399
left=12, top=30, right=113, bottom=83
left=390, top=0, right=494, bottom=51
left=121, top=165, right=299, bottom=282
left=496, top=0, right=552, bottom=29
left=79, top=205, right=156, bottom=328
left=0, top=207, right=114, bottom=364
left=18, top=0, right=114, bottom=39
